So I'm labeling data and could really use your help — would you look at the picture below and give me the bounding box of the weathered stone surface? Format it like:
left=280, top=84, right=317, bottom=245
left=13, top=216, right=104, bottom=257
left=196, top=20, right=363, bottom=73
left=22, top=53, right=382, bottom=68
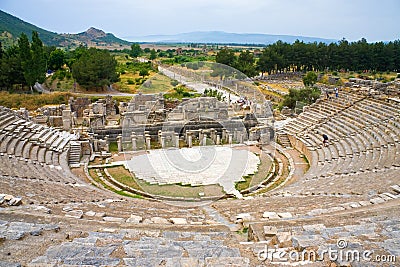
left=126, top=215, right=143, bottom=224
left=205, top=257, right=250, bottom=266
left=292, top=235, right=324, bottom=250
left=370, top=197, right=385, bottom=204
left=276, top=232, right=292, bottom=247
left=34, top=205, right=51, bottom=214
left=358, top=200, right=372, bottom=206
left=277, top=212, right=293, bottom=219
left=65, top=210, right=83, bottom=219
left=169, top=217, right=188, bottom=225
left=4, top=195, right=13, bottom=201
left=30, top=229, right=42, bottom=236
left=85, top=210, right=96, bottom=217
left=0, top=261, right=21, bottom=267
left=63, top=257, right=120, bottom=266
left=263, top=226, right=278, bottom=237
left=103, top=216, right=125, bottom=222
left=8, top=197, right=22, bottom=206
left=150, top=217, right=170, bottom=224
left=302, top=224, right=326, bottom=232
left=262, top=212, right=280, bottom=219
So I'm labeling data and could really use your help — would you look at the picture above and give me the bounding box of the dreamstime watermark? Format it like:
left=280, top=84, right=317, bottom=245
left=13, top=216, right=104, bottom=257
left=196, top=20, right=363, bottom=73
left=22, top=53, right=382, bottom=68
left=257, top=239, right=397, bottom=264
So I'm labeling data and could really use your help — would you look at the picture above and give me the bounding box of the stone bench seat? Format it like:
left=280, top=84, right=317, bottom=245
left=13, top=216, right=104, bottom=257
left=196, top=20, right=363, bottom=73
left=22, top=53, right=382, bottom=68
left=0, top=117, right=19, bottom=130
left=29, top=145, right=39, bottom=161
left=45, top=150, right=53, bottom=165
left=0, top=134, right=14, bottom=153
left=37, top=147, right=47, bottom=163
left=6, top=135, right=19, bottom=155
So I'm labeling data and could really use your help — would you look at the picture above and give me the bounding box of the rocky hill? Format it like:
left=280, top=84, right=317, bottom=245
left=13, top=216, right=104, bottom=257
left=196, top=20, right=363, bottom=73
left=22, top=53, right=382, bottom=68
left=0, top=10, right=131, bottom=49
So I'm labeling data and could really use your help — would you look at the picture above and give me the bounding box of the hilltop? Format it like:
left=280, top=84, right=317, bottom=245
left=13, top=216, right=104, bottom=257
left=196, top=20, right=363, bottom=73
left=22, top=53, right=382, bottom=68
left=0, top=10, right=131, bottom=49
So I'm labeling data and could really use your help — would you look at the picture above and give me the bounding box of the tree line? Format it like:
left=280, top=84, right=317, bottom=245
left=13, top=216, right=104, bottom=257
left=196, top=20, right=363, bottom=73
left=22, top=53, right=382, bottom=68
left=0, top=31, right=119, bottom=91
left=216, top=39, right=400, bottom=77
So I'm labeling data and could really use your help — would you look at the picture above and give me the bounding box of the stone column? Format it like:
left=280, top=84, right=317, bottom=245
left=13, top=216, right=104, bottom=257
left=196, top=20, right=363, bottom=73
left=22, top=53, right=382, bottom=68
left=188, top=133, right=193, bottom=148
left=210, top=128, right=216, bottom=143
left=202, top=135, right=207, bottom=146
left=146, top=135, right=151, bottom=150
left=216, top=135, right=221, bottom=145
left=158, top=130, right=162, bottom=144
left=93, top=138, right=98, bottom=152
left=161, top=136, right=166, bottom=148
left=239, top=132, right=244, bottom=144
left=233, top=128, right=238, bottom=141
left=104, top=136, right=109, bottom=152
left=131, top=134, right=137, bottom=151
left=199, top=130, right=203, bottom=144
left=222, top=128, right=227, bottom=141
left=174, top=133, right=180, bottom=148
left=228, top=133, right=233, bottom=146
left=117, top=135, right=122, bottom=152
left=225, top=130, right=230, bottom=143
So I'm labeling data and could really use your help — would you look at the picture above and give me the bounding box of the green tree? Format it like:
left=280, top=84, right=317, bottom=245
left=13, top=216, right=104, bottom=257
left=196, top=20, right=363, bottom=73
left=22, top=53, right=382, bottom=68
left=302, top=71, right=318, bottom=87
left=149, top=49, right=157, bottom=60
left=215, top=47, right=236, bottom=67
left=130, top=43, right=142, bottom=58
left=0, top=45, right=25, bottom=89
left=282, top=87, right=321, bottom=109
left=31, top=31, right=46, bottom=83
left=236, top=50, right=257, bottom=77
left=18, top=33, right=35, bottom=89
left=72, top=48, right=119, bottom=91
left=48, top=48, right=65, bottom=71
left=139, top=68, right=149, bottom=78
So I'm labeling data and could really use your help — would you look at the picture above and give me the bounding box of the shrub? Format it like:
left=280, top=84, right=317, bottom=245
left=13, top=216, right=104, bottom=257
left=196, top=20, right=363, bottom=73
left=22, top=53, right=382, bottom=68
left=127, top=79, right=134, bottom=85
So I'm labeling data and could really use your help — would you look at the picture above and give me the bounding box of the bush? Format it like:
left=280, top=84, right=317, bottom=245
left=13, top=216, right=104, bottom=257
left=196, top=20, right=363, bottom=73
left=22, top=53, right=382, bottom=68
left=170, top=80, right=179, bottom=86
left=127, top=79, right=134, bottom=85
left=332, top=71, right=338, bottom=76
left=282, top=87, right=321, bottom=109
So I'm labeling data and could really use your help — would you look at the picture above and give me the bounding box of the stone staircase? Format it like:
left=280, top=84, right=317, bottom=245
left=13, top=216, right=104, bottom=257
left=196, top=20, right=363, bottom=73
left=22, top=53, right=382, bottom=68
left=68, top=141, right=81, bottom=166
left=277, top=132, right=292, bottom=148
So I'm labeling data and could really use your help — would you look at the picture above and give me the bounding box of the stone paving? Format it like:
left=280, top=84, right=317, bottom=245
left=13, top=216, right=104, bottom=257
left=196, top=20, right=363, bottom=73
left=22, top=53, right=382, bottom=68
left=125, top=146, right=260, bottom=197
left=29, top=229, right=249, bottom=267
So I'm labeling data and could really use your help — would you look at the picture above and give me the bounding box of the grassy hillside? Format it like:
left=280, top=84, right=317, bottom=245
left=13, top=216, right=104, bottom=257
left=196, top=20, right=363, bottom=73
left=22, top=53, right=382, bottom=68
left=0, top=10, right=67, bottom=46
left=0, top=10, right=130, bottom=49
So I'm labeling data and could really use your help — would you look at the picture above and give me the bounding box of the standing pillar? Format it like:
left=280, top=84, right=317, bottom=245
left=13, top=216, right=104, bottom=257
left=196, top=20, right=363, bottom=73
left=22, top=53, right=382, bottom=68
left=199, top=130, right=203, bottom=144
left=146, top=135, right=151, bottom=150
left=239, top=132, right=244, bottom=144
left=104, top=135, right=109, bottom=152
left=228, top=133, right=233, bottom=146
left=202, top=135, right=207, bottom=146
left=117, top=135, right=122, bottom=152
left=132, top=137, right=137, bottom=151
left=210, top=128, right=216, bottom=143
left=174, top=133, right=180, bottom=148
left=216, top=135, right=221, bottom=145
left=222, top=128, right=227, bottom=141
left=188, top=134, right=193, bottom=148
left=161, top=136, right=166, bottom=148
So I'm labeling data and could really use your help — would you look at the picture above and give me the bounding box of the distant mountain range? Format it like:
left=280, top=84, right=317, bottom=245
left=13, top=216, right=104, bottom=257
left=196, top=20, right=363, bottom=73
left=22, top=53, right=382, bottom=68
left=0, top=9, right=336, bottom=48
left=0, top=10, right=130, bottom=48
left=124, top=31, right=337, bottom=45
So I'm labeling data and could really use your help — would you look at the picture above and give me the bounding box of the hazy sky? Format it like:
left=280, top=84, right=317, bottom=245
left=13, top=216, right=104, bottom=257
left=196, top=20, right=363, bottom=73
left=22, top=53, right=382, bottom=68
left=1, top=0, right=399, bottom=42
